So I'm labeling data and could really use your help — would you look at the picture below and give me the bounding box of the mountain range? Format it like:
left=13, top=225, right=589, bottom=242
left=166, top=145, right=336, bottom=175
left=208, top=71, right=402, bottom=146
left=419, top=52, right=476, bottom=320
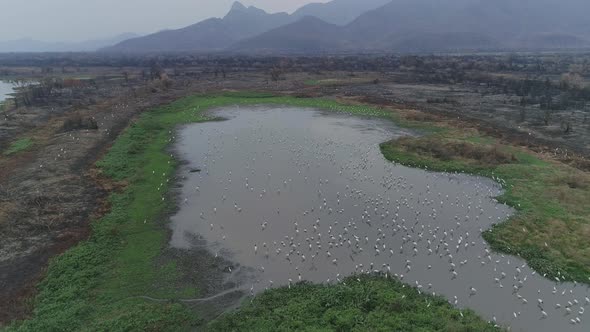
left=103, top=2, right=295, bottom=53
left=105, top=0, right=590, bottom=54
left=104, top=0, right=388, bottom=53
left=341, top=0, right=590, bottom=52
left=7, top=0, right=590, bottom=54
left=231, top=0, right=590, bottom=53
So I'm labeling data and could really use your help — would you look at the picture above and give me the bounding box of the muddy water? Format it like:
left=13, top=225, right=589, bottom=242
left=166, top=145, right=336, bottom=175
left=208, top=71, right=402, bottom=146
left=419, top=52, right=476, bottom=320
left=170, top=106, right=590, bottom=331
left=0, top=81, right=14, bottom=102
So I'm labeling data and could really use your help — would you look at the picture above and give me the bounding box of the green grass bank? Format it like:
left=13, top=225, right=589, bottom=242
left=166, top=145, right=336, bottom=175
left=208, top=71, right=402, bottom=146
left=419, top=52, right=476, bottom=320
left=209, top=275, right=498, bottom=332
left=381, top=132, right=590, bottom=284
left=3, top=137, right=33, bottom=156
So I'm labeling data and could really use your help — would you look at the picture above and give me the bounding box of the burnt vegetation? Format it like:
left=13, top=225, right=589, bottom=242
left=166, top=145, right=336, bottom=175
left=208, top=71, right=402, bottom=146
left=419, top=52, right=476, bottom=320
left=2, top=52, right=589, bottom=153
left=1, top=53, right=589, bottom=158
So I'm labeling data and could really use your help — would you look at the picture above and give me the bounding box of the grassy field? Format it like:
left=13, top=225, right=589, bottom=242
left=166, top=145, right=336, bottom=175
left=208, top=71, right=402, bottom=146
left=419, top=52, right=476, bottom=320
left=209, top=275, right=498, bottom=332
left=6, top=93, right=497, bottom=331
left=3, top=137, right=33, bottom=155
left=381, top=131, right=590, bottom=283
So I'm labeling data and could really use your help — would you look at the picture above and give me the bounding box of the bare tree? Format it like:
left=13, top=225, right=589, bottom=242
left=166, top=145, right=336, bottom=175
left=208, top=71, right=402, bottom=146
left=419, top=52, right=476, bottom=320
left=270, top=67, right=283, bottom=82
left=519, top=97, right=528, bottom=122
left=543, top=108, right=552, bottom=126
left=561, top=118, right=572, bottom=134
left=149, top=61, right=163, bottom=81
left=560, top=72, right=585, bottom=90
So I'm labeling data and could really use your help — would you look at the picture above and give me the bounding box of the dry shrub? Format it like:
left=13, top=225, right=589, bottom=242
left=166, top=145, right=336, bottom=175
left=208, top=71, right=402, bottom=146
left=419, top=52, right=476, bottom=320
left=402, top=110, right=438, bottom=122
left=295, top=91, right=321, bottom=98
left=160, top=76, right=173, bottom=90
left=358, top=95, right=391, bottom=106
left=554, top=172, right=590, bottom=190
left=400, top=137, right=516, bottom=165
left=426, top=97, right=457, bottom=105
left=63, top=113, right=98, bottom=131
left=0, top=202, right=16, bottom=226
left=28, top=194, right=51, bottom=208
left=62, top=78, right=87, bottom=88
left=561, top=156, right=590, bottom=172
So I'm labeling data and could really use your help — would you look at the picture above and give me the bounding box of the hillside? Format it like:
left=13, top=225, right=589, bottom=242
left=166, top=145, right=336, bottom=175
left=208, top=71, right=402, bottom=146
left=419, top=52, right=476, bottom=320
left=103, top=2, right=294, bottom=53
left=105, top=0, right=590, bottom=54
left=345, top=0, right=590, bottom=51
left=230, top=16, right=348, bottom=53
left=235, top=0, right=590, bottom=53
left=291, top=0, right=391, bottom=26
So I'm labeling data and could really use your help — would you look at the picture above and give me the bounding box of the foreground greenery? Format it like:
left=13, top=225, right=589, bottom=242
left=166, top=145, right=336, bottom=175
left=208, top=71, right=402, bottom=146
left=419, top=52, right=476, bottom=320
left=8, top=93, right=489, bottom=331
left=209, top=275, right=498, bottom=332
left=3, top=137, right=33, bottom=155
left=381, top=132, right=590, bottom=283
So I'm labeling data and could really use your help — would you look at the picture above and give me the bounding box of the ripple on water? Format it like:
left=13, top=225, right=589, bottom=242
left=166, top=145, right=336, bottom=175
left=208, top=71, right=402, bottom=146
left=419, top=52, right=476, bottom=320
left=0, top=81, right=15, bottom=103
left=169, top=106, right=590, bottom=332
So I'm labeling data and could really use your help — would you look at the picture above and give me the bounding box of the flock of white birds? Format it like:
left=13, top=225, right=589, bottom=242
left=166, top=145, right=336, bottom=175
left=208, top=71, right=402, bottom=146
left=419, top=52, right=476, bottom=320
left=168, top=107, right=590, bottom=331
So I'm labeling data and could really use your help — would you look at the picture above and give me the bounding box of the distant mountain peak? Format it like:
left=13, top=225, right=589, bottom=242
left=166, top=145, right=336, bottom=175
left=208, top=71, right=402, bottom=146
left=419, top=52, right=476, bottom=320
left=230, top=1, right=247, bottom=11
left=104, top=0, right=291, bottom=53
left=225, top=1, right=267, bottom=18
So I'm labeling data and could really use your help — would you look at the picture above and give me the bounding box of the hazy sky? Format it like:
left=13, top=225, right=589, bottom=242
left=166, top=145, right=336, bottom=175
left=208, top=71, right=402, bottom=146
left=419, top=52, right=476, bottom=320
left=1, top=0, right=329, bottom=42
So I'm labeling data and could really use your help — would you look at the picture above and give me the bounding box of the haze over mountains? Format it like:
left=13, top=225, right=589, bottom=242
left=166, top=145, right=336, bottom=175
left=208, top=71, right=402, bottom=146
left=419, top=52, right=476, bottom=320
left=105, top=0, right=590, bottom=54
left=233, top=0, right=590, bottom=53
left=291, top=0, right=391, bottom=25
left=342, top=0, right=590, bottom=52
left=0, top=33, right=139, bottom=53
left=4, top=0, right=590, bottom=54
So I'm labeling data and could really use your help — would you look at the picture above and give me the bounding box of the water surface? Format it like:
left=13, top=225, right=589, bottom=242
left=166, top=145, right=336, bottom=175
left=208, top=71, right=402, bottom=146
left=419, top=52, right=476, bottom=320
left=0, top=81, right=15, bottom=103
left=170, top=106, right=589, bottom=331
